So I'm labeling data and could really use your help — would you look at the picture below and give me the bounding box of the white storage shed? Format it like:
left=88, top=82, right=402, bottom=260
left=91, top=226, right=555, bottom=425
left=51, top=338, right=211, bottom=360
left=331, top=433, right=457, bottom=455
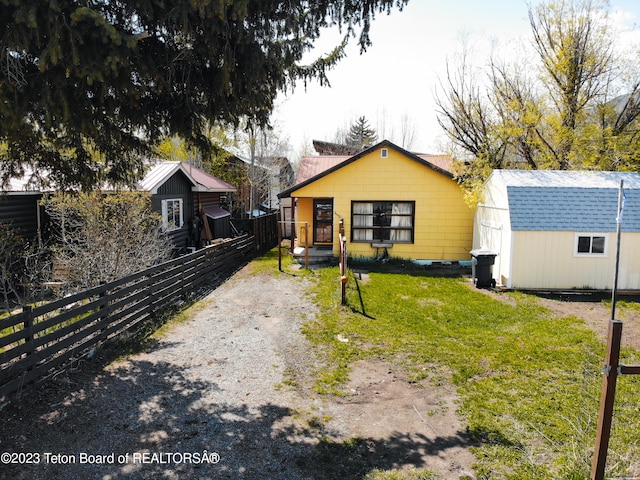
left=473, top=170, right=640, bottom=291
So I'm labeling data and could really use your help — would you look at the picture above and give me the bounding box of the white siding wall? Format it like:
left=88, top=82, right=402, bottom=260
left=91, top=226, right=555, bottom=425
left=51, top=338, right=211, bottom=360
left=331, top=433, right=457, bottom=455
left=511, top=231, right=640, bottom=290
left=473, top=175, right=513, bottom=287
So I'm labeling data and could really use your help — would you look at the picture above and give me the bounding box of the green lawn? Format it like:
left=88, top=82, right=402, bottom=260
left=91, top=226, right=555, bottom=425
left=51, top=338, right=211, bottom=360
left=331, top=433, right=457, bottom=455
left=297, top=259, right=640, bottom=479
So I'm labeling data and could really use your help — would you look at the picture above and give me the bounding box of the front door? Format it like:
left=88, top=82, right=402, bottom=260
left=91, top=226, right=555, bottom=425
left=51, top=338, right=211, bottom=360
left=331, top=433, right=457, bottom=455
left=313, top=199, right=333, bottom=244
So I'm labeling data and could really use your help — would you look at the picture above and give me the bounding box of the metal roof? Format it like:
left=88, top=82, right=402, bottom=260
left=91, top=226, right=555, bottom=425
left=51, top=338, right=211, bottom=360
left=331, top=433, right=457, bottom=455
left=203, top=205, right=231, bottom=219
left=181, top=163, right=236, bottom=192
left=137, top=162, right=192, bottom=194
left=491, top=170, right=640, bottom=232
left=138, top=161, right=236, bottom=194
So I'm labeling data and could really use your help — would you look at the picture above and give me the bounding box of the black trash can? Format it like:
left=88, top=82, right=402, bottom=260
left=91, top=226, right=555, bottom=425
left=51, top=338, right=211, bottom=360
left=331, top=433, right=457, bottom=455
left=470, top=248, right=497, bottom=288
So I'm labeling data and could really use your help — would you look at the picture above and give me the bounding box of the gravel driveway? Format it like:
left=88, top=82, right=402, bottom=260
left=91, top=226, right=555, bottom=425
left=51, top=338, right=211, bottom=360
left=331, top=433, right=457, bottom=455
left=1, top=262, right=477, bottom=480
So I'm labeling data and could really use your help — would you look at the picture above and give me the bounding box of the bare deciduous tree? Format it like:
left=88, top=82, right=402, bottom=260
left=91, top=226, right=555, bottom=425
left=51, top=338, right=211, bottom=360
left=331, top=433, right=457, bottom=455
left=398, top=113, right=418, bottom=151
left=0, top=224, right=49, bottom=310
left=231, top=119, right=292, bottom=216
left=435, top=53, right=506, bottom=168
left=0, top=223, right=23, bottom=311
left=436, top=0, right=640, bottom=206
left=43, top=192, right=172, bottom=293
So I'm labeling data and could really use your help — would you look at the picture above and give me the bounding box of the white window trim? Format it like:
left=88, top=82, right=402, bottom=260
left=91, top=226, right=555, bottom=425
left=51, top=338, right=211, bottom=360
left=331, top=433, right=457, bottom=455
left=161, top=198, right=184, bottom=231
left=573, top=232, right=608, bottom=257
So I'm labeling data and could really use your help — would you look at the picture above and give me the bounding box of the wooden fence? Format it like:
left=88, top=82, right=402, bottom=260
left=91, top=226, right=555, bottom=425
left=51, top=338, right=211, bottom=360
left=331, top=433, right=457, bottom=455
left=0, top=235, right=256, bottom=400
left=231, top=212, right=279, bottom=252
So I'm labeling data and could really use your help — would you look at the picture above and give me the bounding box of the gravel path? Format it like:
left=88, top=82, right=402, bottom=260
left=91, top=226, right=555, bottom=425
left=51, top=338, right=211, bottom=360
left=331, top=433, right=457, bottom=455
left=1, top=262, right=478, bottom=480
left=2, top=265, right=320, bottom=480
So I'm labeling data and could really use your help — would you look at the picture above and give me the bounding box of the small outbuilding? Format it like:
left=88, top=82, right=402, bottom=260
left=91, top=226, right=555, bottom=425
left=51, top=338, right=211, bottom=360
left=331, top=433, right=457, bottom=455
left=473, top=169, right=640, bottom=291
left=139, top=161, right=236, bottom=250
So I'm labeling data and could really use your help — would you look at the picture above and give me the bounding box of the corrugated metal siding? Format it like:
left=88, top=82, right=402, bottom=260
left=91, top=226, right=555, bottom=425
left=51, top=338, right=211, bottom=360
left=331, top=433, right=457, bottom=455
left=0, top=194, right=42, bottom=240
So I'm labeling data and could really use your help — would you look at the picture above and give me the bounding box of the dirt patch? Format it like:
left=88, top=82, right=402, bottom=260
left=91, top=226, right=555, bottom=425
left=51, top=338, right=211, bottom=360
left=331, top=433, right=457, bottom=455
left=537, top=295, right=640, bottom=351
left=321, top=359, right=477, bottom=478
left=0, top=264, right=478, bottom=480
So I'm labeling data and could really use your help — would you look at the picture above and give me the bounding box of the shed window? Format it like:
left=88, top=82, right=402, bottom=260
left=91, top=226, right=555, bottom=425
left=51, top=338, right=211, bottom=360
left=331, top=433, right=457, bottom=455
left=575, top=234, right=606, bottom=256
left=162, top=199, right=184, bottom=231
left=351, top=201, right=414, bottom=243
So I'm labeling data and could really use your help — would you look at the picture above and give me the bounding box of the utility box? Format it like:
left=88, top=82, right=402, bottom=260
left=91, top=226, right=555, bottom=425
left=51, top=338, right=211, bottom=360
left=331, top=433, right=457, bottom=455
left=470, top=248, right=497, bottom=288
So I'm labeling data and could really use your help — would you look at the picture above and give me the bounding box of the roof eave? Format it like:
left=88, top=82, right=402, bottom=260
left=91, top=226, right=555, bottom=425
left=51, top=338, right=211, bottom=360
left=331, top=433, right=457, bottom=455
left=192, top=186, right=237, bottom=193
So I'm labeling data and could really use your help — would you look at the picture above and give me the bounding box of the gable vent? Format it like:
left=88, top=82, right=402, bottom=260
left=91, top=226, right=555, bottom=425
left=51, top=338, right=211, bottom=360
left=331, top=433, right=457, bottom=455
left=381, top=148, right=389, bottom=158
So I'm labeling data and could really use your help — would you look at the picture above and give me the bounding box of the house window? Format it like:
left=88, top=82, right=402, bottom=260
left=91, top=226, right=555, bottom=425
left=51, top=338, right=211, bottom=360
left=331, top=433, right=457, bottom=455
left=351, top=201, right=414, bottom=243
left=574, top=233, right=607, bottom=256
left=162, top=199, right=184, bottom=231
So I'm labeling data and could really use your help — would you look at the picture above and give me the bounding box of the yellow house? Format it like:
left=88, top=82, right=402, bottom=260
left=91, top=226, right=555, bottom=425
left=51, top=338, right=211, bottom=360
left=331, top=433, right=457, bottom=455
left=278, top=141, right=474, bottom=263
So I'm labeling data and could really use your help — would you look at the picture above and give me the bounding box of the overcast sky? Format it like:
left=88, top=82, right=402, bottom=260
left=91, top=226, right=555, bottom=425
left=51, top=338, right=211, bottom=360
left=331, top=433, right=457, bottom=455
left=272, top=0, right=640, bottom=159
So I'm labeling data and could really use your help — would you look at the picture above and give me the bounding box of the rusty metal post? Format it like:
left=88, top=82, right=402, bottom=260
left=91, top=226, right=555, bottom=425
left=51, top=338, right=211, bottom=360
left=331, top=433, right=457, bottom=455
left=591, top=319, right=623, bottom=480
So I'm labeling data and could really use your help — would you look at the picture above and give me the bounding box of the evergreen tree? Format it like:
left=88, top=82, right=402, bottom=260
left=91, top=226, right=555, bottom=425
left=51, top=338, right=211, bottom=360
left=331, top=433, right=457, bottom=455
left=347, top=116, right=378, bottom=147
left=0, top=0, right=406, bottom=189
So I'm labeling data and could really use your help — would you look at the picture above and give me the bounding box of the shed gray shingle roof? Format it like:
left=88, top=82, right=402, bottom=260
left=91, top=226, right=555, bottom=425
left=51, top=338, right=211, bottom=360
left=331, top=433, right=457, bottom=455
left=493, top=170, right=640, bottom=232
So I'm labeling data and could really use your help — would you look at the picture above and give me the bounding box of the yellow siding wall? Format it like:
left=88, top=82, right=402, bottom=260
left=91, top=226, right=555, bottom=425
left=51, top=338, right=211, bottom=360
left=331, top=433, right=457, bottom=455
left=291, top=147, right=474, bottom=260
left=296, top=197, right=314, bottom=247
left=511, top=231, right=640, bottom=290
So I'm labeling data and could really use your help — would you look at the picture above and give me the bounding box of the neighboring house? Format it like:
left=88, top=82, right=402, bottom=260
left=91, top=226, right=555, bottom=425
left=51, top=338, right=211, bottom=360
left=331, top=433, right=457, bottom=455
left=474, top=169, right=640, bottom=291
left=1, top=161, right=236, bottom=254
left=0, top=174, right=46, bottom=245
left=312, top=139, right=363, bottom=156
left=139, top=161, right=237, bottom=250
left=222, top=150, right=295, bottom=217
left=278, top=140, right=473, bottom=262
left=264, top=156, right=296, bottom=211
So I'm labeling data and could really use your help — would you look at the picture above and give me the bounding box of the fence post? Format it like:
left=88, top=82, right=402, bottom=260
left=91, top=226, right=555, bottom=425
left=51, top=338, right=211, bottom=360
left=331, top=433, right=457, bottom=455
left=22, top=305, right=34, bottom=357
left=339, top=220, right=347, bottom=305
left=99, top=283, right=110, bottom=341
left=304, top=224, right=309, bottom=268
left=278, top=220, right=283, bottom=272
left=591, top=320, right=622, bottom=480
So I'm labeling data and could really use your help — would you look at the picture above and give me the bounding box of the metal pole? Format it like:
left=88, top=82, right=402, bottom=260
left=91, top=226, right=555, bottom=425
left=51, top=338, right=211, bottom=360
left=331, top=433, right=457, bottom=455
left=610, top=179, right=624, bottom=321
